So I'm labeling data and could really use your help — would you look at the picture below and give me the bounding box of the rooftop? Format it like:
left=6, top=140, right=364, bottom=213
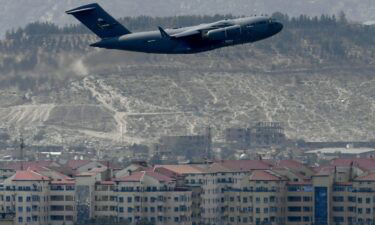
left=11, top=170, right=50, bottom=181
left=330, top=158, right=375, bottom=171
left=249, top=170, right=284, bottom=181
left=117, top=171, right=174, bottom=183
left=154, top=164, right=208, bottom=175
left=215, top=160, right=273, bottom=172
left=355, top=172, right=375, bottom=181
left=306, top=147, right=375, bottom=155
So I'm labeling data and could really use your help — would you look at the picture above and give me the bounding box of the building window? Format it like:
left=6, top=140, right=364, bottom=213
left=18, top=217, right=23, bottom=222
left=303, top=207, right=311, bottom=212
left=333, top=217, right=344, bottom=223
left=51, top=205, right=64, bottom=211
left=50, top=195, right=64, bottom=201
left=287, top=196, right=301, bottom=202
left=333, top=185, right=346, bottom=191
left=288, top=217, right=301, bottom=222
left=66, top=185, right=75, bottom=191
left=50, top=215, right=64, bottom=221
left=288, top=207, right=301, bottom=212
left=333, top=196, right=344, bottom=202
left=65, top=195, right=74, bottom=201
left=65, top=205, right=74, bottom=211
left=18, top=196, right=23, bottom=202
left=66, top=216, right=73, bottom=221
left=333, top=206, right=344, bottom=212
left=348, top=196, right=356, bottom=202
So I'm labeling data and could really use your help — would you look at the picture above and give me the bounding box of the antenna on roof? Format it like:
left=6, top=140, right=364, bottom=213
left=205, top=126, right=212, bottom=160
left=20, top=134, right=25, bottom=170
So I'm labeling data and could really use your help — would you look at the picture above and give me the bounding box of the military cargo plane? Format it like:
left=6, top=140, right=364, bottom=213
left=66, top=3, right=283, bottom=54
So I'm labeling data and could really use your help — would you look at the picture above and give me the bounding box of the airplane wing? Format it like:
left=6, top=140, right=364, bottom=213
left=158, top=27, right=200, bottom=39
left=171, top=29, right=201, bottom=38
left=159, top=21, right=233, bottom=39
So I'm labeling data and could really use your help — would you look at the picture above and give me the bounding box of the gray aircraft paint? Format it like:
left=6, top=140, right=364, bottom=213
left=67, top=3, right=283, bottom=54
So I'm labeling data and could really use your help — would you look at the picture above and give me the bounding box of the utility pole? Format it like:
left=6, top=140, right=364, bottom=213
left=19, top=134, right=25, bottom=170
left=205, top=126, right=212, bottom=160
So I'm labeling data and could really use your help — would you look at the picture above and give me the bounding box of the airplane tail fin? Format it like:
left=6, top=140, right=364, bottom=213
left=66, top=3, right=131, bottom=39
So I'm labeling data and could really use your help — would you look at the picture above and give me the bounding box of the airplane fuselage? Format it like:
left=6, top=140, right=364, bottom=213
left=66, top=4, right=283, bottom=54
left=91, top=17, right=283, bottom=54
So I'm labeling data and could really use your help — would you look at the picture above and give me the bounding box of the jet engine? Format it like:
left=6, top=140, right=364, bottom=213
left=206, top=25, right=242, bottom=41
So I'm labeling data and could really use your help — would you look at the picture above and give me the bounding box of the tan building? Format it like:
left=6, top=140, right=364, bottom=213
left=2, top=158, right=375, bottom=225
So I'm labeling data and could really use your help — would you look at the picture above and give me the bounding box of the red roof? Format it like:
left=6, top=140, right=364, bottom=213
left=117, top=171, right=174, bottom=183
left=330, top=158, right=375, bottom=171
left=249, top=170, right=284, bottom=181
left=154, top=164, right=207, bottom=174
left=11, top=170, right=50, bottom=181
left=355, top=172, right=375, bottom=181
left=276, top=159, right=311, bottom=171
left=313, top=166, right=334, bottom=176
left=154, top=167, right=182, bottom=179
left=216, top=160, right=272, bottom=172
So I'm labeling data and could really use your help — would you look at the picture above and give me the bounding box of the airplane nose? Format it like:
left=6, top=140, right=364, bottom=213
left=274, top=22, right=283, bottom=33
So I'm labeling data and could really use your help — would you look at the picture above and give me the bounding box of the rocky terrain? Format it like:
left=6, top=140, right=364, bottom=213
left=0, top=16, right=374, bottom=147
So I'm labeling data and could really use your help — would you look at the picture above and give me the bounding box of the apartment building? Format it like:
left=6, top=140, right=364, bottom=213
left=93, top=171, right=194, bottom=225
left=1, top=158, right=375, bottom=225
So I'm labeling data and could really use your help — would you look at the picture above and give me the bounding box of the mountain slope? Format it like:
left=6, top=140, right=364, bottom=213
left=0, top=15, right=374, bottom=146
left=1, top=0, right=375, bottom=36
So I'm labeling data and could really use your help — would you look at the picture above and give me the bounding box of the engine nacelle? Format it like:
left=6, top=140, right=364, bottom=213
left=206, top=25, right=242, bottom=41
